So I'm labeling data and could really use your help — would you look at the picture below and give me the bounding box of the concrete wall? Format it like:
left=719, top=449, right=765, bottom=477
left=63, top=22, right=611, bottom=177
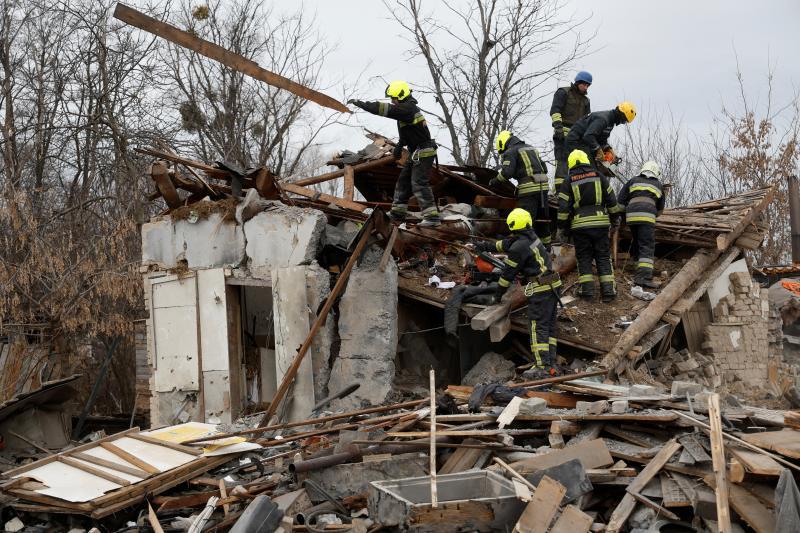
left=328, top=246, right=399, bottom=410
left=703, top=271, right=770, bottom=385
left=244, top=204, right=326, bottom=280
left=142, top=213, right=246, bottom=270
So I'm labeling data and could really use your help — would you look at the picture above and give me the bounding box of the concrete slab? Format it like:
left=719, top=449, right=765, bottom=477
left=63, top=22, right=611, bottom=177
left=176, top=213, right=245, bottom=269
left=141, top=218, right=176, bottom=268
left=244, top=204, right=326, bottom=279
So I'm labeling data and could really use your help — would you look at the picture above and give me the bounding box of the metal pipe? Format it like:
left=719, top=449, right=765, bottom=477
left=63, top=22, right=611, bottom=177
left=289, top=446, right=362, bottom=474
left=789, top=175, right=800, bottom=263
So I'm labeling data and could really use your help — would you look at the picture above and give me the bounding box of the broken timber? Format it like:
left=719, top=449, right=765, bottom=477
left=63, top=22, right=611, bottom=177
left=113, top=4, right=349, bottom=113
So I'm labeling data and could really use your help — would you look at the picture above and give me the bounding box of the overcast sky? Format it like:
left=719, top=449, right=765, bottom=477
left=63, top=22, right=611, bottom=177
left=303, top=0, right=800, bottom=164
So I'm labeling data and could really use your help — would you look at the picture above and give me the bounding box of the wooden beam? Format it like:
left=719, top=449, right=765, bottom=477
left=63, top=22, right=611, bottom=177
left=113, top=4, right=348, bottom=113
left=129, top=433, right=203, bottom=456
left=293, top=155, right=395, bottom=187
left=280, top=182, right=368, bottom=212
left=256, top=216, right=376, bottom=428
left=343, top=164, right=355, bottom=201
left=605, top=439, right=681, bottom=533
left=709, top=395, right=731, bottom=532
left=429, top=369, right=438, bottom=508
left=71, top=452, right=150, bottom=479
left=99, top=442, right=161, bottom=475
left=57, top=456, right=132, bottom=487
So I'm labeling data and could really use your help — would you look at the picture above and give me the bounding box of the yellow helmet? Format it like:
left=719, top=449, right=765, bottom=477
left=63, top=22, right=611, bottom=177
left=506, top=208, right=532, bottom=231
left=385, top=80, right=411, bottom=101
left=618, top=101, right=637, bottom=123
left=496, top=130, right=512, bottom=153
left=567, top=149, right=590, bottom=169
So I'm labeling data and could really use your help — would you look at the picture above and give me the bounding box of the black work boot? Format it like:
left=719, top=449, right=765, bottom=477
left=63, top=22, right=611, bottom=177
left=634, top=273, right=659, bottom=289
left=418, top=215, right=441, bottom=227
left=601, top=283, right=616, bottom=303
left=388, top=209, right=407, bottom=223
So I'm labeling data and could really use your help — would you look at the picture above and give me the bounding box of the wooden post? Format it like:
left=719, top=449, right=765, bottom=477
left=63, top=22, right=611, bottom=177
left=293, top=156, right=394, bottom=187
left=708, top=394, right=732, bottom=532
left=343, top=165, right=355, bottom=201
left=429, top=369, right=438, bottom=508
left=256, top=216, right=375, bottom=429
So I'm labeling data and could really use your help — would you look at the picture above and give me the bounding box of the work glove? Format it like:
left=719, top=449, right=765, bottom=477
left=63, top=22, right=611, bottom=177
left=347, top=98, right=359, bottom=106
left=553, top=127, right=564, bottom=141
left=555, top=228, right=567, bottom=243
left=489, top=176, right=505, bottom=189
left=392, top=145, right=403, bottom=160
left=595, top=148, right=605, bottom=162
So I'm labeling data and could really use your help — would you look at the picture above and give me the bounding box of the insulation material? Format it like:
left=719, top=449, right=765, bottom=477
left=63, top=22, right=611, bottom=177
left=145, top=422, right=262, bottom=456
left=14, top=461, right=122, bottom=503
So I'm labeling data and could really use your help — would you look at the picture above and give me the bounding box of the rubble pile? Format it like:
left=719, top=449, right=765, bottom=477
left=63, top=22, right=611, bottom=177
left=644, top=348, right=722, bottom=390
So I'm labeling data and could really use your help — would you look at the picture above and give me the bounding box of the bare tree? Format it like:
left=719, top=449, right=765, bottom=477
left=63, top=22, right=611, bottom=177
left=163, top=0, right=340, bottom=175
left=384, top=0, right=593, bottom=167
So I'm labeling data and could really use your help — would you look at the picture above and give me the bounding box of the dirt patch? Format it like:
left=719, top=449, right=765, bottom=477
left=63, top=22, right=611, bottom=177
left=171, top=197, right=238, bottom=223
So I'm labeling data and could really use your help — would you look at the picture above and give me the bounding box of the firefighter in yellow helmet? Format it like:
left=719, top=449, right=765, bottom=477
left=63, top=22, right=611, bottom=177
left=564, top=102, right=636, bottom=168
left=470, top=208, right=562, bottom=376
left=348, top=81, right=440, bottom=227
left=557, top=149, right=624, bottom=302
left=489, top=130, right=552, bottom=248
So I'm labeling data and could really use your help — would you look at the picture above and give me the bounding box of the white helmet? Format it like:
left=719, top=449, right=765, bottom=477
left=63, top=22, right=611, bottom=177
left=640, top=160, right=661, bottom=179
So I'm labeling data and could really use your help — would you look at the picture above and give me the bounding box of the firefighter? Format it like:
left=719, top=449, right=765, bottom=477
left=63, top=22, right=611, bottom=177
left=557, top=149, right=624, bottom=302
left=348, top=81, right=440, bottom=226
left=618, top=161, right=666, bottom=288
left=565, top=102, right=637, bottom=168
left=488, top=130, right=551, bottom=248
left=550, top=71, right=592, bottom=189
left=470, top=208, right=562, bottom=376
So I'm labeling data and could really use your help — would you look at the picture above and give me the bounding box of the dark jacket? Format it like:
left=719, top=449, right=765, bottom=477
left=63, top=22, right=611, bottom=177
left=557, top=163, right=624, bottom=230
left=617, top=174, right=666, bottom=224
left=550, top=84, right=591, bottom=136
left=351, top=96, right=436, bottom=157
left=476, top=229, right=561, bottom=294
left=495, top=136, right=548, bottom=195
left=565, top=109, right=627, bottom=154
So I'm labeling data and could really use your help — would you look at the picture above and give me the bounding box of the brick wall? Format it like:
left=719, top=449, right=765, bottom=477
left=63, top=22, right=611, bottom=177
left=702, top=271, right=770, bottom=385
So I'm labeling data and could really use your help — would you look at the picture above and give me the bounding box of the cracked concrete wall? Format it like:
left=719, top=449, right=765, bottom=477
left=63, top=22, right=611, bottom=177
left=141, top=213, right=245, bottom=269
left=244, top=204, right=326, bottom=279
left=328, top=246, right=398, bottom=410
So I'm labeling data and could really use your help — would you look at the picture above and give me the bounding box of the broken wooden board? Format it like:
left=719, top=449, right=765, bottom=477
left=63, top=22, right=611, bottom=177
left=438, top=439, right=485, bottom=475
left=739, top=429, right=800, bottom=459
left=707, top=393, right=732, bottom=533
left=660, top=473, right=692, bottom=508
left=727, top=446, right=783, bottom=476
left=113, top=4, right=349, bottom=113
left=705, top=474, right=776, bottom=533
left=549, top=504, right=593, bottom=533
left=605, top=439, right=682, bottom=533
left=508, top=439, right=613, bottom=475
left=512, top=475, right=565, bottom=533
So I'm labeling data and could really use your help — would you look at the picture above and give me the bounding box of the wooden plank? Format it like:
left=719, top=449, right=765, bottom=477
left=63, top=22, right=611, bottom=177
left=219, top=479, right=230, bottom=517
left=489, top=315, right=511, bottom=342
left=112, top=4, right=348, bottom=113
left=1, top=427, right=141, bottom=477
left=549, top=504, right=593, bottom=533
left=497, top=396, right=523, bottom=429
left=729, top=457, right=745, bottom=483
left=512, top=475, right=566, bottom=533
left=70, top=452, right=149, bottom=479
left=727, top=446, right=783, bottom=476
left=708, top=394, right=732, bottom=533
left=280, top=182, right=368, bottom=212
left=660, top=473, right=691, bottom=507
left=605, top=439, right=682, bottom=533
left=439, top=439, right=485, bottom=475
left=628, top=491, right=680, bottom=521
left=705, top=475, right=776, bottom=533
left=679, top=434, right=712, bottom=463
left=57, top=456, right=131, bottom=487
left=99, top=442, right=161, bottom=475
left=343, top=165, right=355, bottom=201
left=492, top=458, right=538, bottom=494
left=129, top=433, right=203, bottom=456
left=148, top=501, right=165, bottom=533
left=509, top=439, right=613, bottom=474
left=567, top=423, right=604, bottom=447
left=740, top=429, right=800, bottom=459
